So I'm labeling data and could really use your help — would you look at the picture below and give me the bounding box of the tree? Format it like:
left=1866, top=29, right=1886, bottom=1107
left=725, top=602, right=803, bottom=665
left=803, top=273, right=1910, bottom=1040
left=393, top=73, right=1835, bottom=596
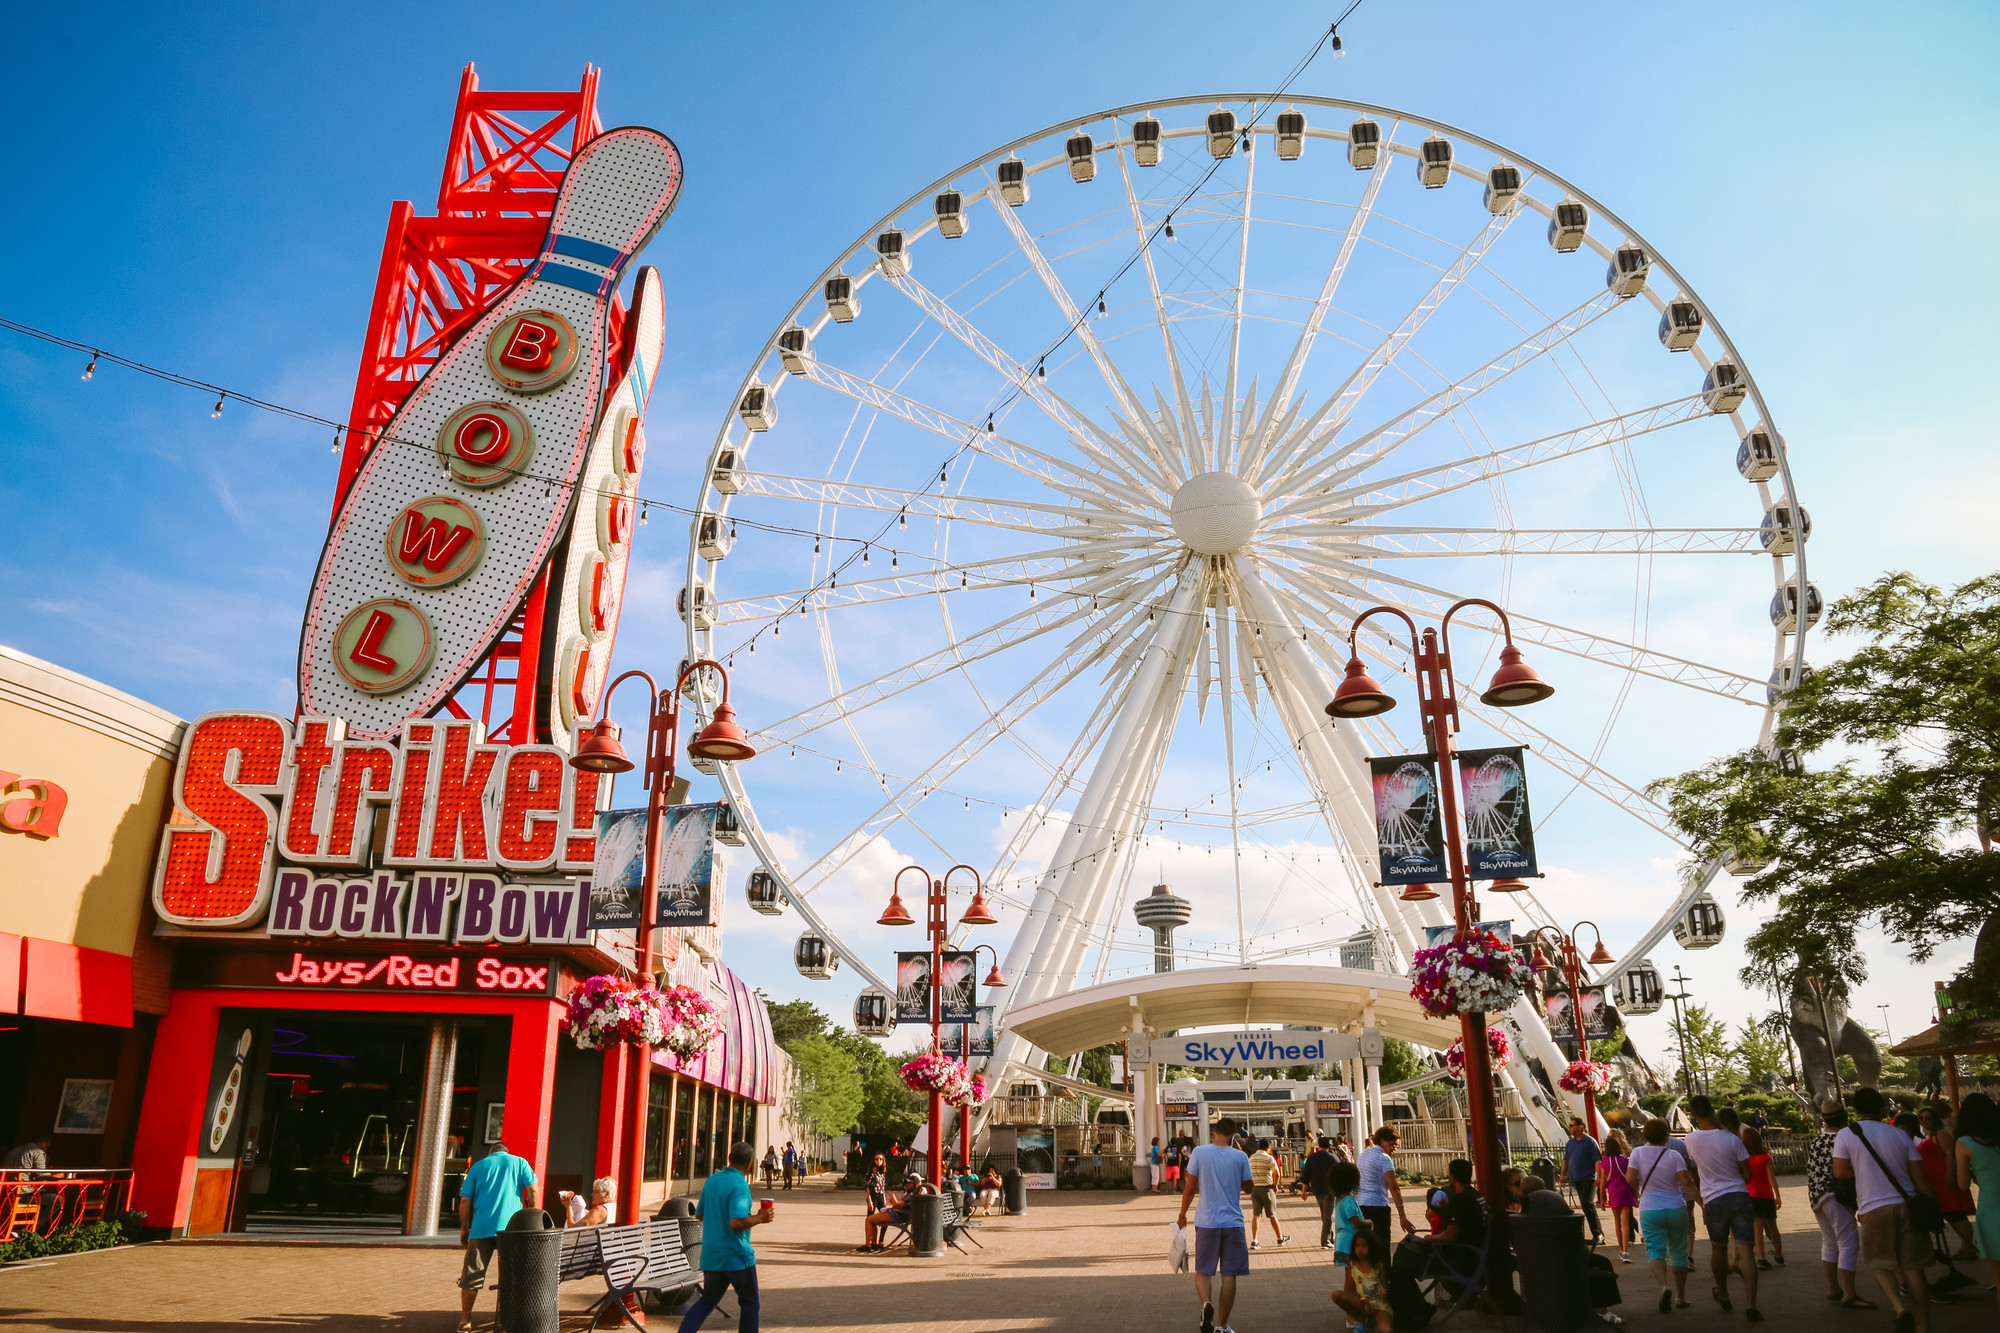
left=1589, top=1025, right=1630, bottom=1066
left=768, top=999, right=829, bottom=1047
left=784, top=1033, right=865, bottom=1138
left=823, top=1027, right=926, bottom=1140
left=1667, top=1004, right=1737, bottom=1094
left=1380, top=1037, right=1425, bottom=1084
left=1648, top=573, right=2000, bottom=1020
left=1730, top=1021, right=1787, bottom=1088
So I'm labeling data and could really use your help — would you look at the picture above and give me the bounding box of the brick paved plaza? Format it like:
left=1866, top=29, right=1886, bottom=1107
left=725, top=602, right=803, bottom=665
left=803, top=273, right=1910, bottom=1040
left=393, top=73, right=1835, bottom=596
left=2, top=1179, right=1993, bottom=1332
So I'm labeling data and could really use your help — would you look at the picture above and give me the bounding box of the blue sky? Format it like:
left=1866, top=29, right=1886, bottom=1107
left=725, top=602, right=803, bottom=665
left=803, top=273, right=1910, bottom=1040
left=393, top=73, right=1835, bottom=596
left=4, top=1, right=1997, bottom=1062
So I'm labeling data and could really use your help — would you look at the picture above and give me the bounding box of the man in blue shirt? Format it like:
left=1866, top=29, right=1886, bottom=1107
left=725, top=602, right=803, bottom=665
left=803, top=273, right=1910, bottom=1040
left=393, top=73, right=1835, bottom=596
left=456, top=1141, right=538, bottom=1332
left=1177, top=1117, right=1254, bottom=1333
left=679, top=1141, right=771, bottom=1333
left=1564, top=1118, right=1606, bottom=1244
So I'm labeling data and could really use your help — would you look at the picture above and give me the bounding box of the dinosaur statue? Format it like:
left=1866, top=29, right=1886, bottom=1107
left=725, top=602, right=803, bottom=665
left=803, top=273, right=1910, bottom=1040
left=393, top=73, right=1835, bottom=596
left=1789, top=977, right=1883, bottom=1102
left=1914, top=1057, right=1947, bottom=1103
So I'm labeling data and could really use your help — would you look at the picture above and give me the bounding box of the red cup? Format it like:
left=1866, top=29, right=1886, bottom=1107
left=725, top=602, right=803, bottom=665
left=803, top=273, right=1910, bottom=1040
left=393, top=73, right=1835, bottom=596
left=761, top=1197, right=775, bottom=1216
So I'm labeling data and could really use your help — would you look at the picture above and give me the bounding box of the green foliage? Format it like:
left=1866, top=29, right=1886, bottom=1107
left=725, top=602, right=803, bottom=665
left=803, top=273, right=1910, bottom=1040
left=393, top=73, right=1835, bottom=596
left=1731, top=1021, right=1789, bottom=1087
left=784, top=1033, right=865, bottom=1138
left=1589, top=1025, right=1630, bottom=1065
left=1731, top=1090, right=1807, bottom=1132
left=1639, top=1092, right=1677, bottom=1117
left=813, top=1026, right=928, bottom=1140
left=1648, top=572, right=2000, bottom=1009
left=0, top=1215, right=141, bottom=1264
left=767, top=999, right=830, bottom=1047
left=1381, top=1036, right=1424, bottom=1084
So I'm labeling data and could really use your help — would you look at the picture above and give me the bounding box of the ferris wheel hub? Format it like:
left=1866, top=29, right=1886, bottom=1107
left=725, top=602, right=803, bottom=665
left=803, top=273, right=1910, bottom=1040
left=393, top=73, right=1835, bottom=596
left=1169, top=471, right=1261, bottom=554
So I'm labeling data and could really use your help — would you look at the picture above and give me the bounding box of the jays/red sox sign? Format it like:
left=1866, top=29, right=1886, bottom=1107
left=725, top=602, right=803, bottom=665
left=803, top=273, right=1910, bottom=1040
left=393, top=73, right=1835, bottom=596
left=299, top=127, right=680, bottom=739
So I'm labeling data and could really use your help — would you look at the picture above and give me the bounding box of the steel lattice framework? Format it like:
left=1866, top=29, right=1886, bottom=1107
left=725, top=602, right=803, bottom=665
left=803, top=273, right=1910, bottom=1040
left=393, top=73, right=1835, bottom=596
left=333, top=64, right=628, bottom=743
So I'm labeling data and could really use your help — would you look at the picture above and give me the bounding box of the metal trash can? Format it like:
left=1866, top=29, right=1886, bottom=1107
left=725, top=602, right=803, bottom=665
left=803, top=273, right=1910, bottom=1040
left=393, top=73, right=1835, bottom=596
left=494, top=1208, right=560, bottom=1333
left=1002, top=1168, right=1026, bottom=1215
left=1512, top=1211, right=1592, bottom=1333
left=908, top=1192, right=944, bottom=1257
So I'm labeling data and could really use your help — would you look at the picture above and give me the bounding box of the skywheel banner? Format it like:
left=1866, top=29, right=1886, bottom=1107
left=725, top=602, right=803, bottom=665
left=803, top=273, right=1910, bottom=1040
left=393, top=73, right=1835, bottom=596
left=1455, top=745, right=1540, bottom=879
left=1369, top=754, right=1447, bottom=885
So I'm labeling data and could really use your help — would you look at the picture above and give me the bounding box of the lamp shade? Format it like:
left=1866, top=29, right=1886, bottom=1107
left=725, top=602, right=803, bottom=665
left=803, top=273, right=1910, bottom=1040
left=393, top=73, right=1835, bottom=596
left=1588, top=939, right=1616, bottom=966
left=1326, top=656, right=1396, bottom=718
left=1529, top=946, right=1552, bottom=972
left=688, top=702, right=757, bottom=762
left=877, top=892, right=915, bottom=927
left=959, top=890, right=998, bottom=926
left=983, top=964, right=1008, bottom=988
left=1486, top=876, right=1530, bottom=893
left=1480, top=643, right=1554, bottom=707
left=1398, top=882, right=1439, bottom=902
left=571, top=718, right=634, bottom=773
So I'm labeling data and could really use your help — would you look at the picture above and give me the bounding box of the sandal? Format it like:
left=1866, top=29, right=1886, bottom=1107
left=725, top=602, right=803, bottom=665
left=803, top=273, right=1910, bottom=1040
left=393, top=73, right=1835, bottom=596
left=1840, top=1297, right=1877, bottom=1311
left=1713, top=1286, right=1732, bottom=1312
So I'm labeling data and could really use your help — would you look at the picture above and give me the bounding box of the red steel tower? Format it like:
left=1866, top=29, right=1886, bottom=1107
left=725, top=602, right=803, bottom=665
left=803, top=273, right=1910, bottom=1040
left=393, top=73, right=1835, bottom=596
left=335, top=63, right=629, bottom=743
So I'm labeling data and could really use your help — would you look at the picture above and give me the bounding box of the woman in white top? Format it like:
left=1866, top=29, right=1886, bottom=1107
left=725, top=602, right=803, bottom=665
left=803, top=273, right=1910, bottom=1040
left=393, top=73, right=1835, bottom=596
left=1627, top=1118, right=1697, bottom=1313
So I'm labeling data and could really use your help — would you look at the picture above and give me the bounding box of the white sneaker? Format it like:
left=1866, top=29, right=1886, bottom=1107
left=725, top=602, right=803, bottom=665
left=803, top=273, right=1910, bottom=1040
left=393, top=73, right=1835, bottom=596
left=1250, top=1239, right=1261, bottom=1249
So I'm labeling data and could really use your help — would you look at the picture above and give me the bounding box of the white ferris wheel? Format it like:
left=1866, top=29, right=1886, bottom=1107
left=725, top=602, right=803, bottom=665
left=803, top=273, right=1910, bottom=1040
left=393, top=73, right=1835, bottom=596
left=677, top=95, right=1812, bottom=1091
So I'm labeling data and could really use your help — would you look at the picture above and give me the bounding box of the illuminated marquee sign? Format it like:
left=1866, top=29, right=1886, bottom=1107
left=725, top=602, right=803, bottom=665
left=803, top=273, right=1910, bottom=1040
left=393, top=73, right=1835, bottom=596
left=175, top=948, right=562, bottom=996
left=297, top=127, right=683, bottom=739
left=152, top=710, right=607, bottom=933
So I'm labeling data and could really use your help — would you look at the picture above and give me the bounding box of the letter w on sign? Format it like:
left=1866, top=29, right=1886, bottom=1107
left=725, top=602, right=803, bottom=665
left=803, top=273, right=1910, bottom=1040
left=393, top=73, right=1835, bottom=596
left=397, top=512, right=474, bottom=572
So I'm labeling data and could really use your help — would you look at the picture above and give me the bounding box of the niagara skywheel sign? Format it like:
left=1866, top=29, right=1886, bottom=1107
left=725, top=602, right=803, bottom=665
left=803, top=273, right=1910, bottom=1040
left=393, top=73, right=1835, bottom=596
left=672, top=96, right=1813, bottom=1089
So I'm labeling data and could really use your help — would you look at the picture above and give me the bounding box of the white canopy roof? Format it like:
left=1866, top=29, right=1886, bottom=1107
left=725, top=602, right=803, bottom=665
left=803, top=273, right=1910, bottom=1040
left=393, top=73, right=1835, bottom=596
left=1002, top=965, right=1459, bottom=1056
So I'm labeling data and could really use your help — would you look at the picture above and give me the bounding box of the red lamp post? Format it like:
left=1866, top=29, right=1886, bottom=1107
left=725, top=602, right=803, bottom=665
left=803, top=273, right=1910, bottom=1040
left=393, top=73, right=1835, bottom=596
left=1325, top=598, right=1553, bottom=1215
left=880, top=863, right=1001, bottom=1185
left=569, top=660, right=758, bottom=1220
left=1526, top=923, right=1616, bottom=1137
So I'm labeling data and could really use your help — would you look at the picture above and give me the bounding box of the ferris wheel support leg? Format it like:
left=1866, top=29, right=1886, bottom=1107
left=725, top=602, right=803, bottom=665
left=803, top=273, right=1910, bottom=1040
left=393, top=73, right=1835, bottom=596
left=987, top=565, right=1207, bottom=1086
left=1508, top=993, right=1583, bottom=1140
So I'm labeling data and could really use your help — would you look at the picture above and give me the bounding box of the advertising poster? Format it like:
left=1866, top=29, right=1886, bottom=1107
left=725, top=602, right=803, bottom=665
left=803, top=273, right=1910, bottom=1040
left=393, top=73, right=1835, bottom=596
left=1315, top=1085, right=1354, bottom=1118
left=591, top=803, right=723, bottom=930
left=1369, top=754, right=1447, bottom=884
left=1456, top=745, right=1539, bottom=879
left=1016, top=1128, right=1056, bottom=1189
left=894, top=951, right=978, bottom=1024
left=1545, top=986, right=1612, bottom=1046
left=939, top=1005, right=996, bottom=1057
left=1422, top=920, right=1514, bottom=949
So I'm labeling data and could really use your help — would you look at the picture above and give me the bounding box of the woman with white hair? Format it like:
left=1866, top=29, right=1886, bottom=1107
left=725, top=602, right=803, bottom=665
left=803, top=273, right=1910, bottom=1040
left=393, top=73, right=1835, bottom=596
left=558, top=1176, right=617, bottom=1228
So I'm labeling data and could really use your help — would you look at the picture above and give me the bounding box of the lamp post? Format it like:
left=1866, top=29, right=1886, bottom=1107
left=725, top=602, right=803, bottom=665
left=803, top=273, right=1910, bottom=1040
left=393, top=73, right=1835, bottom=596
left=1664, top=967, right=1696, bottom=1100
left=879, top=863, right=1002, bottom=1185
left=1325, top=597, right=1554, bottom=1212
left=569, top=659, right=758, bottom=1221
left=1525, top=922, right=1616, bottom=1138
left=958, top=943, right=1008, bottom=1170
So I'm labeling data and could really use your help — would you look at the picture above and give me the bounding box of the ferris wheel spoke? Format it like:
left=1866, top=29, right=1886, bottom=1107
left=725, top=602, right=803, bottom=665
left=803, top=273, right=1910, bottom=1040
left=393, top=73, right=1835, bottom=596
left=1287, top=525, right=1765, bottom=557
left=1258, top=206, right=1522, bottom=491
left=1313, top=394, right=1711, bottom=523
left=1220, top=138, right=1257, bottom=472
left=1267, top=289, right=1626, bottom=512
left=1111, top=128, right=1198, bottom=487
left=794, top=356, right=1142, bottom=506
left=982, top=168, right=1144, bottom=425
left=880, top=270, right=1163, bottom=490
left=1265, top=556, right=1766, bottom=703
left=732, top=470, right=1127, bottom=535
left=1243, top=145, right=1395, bottom=480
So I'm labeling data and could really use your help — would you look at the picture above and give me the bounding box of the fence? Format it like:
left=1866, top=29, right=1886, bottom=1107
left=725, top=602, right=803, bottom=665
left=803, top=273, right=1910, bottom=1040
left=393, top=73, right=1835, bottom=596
left=1, top=1169, right=136, bottom=1241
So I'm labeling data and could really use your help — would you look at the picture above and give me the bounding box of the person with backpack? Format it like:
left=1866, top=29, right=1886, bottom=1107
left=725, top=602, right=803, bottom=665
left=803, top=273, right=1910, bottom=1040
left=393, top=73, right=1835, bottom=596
left=1834, top=1085, right=1939, bottom=1333
left=1806, top=1100, right=1872, bottom=1309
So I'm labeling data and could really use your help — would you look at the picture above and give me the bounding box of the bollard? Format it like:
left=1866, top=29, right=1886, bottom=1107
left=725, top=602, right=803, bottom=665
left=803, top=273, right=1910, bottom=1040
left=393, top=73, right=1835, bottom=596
left=908, top=1192, right=945, bottom=1257
left=494, top=1208, right=560, bottom=1333
left=1002, top=1168, right=1026, bottom=1216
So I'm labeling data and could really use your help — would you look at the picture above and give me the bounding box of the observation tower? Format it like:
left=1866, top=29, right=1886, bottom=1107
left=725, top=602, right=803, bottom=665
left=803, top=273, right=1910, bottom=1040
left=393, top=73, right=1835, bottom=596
left=1132, top=883, right=1192, bottom=974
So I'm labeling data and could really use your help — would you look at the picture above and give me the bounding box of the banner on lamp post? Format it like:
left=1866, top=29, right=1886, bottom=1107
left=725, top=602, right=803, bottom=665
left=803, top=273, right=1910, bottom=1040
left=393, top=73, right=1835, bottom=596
left=1422, top=921, right=1514, bottom=949
left=895, top=951, right=977, bottom=1024
left=589, top=803, right=726, bottom=930
left=1369, top=754, right=1447, bottom=885
left=1455, top=745, right=1539, bottom=880
left=1546, top=986, right=1613, bottom=1045
left=938, top=1005, right=996, bottom=1057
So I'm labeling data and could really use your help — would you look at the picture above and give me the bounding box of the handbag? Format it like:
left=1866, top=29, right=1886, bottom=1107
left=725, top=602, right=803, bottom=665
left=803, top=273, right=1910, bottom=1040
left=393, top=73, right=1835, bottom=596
left=1851, top=1121, right=1945, bottom=1234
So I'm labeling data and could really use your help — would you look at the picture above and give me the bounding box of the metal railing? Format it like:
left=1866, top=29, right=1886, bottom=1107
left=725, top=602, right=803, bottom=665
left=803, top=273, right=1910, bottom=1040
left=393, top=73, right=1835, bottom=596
left=0, top=1169, right=137, bottom=1242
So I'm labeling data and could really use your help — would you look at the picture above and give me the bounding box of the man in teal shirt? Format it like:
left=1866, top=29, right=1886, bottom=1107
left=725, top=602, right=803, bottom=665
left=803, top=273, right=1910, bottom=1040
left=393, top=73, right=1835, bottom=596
left=457, top=1141, right=538, bottom=1332
left=679, top=1141, right=770, bottom=1333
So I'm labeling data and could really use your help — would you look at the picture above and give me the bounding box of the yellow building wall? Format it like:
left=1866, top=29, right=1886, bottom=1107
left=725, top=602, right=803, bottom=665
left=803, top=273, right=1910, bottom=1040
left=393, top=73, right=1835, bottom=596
left=0, top=696, right=177, bottom=956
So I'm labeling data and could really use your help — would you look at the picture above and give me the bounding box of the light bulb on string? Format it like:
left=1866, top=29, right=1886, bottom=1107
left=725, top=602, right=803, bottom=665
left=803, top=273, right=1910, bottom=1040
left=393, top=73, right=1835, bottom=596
left=1037, top=359, right=1046, bottom=380
left=640, top=505, right=649, bottom=526
left=1097, top=295, right=1107, bottom=320
left=1164, top=217, right=1176, bottom=243
left=899, top=508, right=907, bottom=527
left=81, top=353, right=98, bottom=381
left=331, top=426, right=342, bottom=454
left=211, top=393, right=226, bottom=419
left=1331, top=31, right=1344, bottom=57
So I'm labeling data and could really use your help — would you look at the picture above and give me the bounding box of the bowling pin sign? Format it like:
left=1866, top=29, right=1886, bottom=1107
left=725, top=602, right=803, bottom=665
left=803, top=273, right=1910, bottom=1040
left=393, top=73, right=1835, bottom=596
left=299, top=127, right=684, bottom=738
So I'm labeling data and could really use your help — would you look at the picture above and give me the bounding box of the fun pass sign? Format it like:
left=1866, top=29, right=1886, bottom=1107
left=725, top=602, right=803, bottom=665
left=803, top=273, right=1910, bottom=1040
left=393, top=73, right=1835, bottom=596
left=152, top=711, right=607, bottom=938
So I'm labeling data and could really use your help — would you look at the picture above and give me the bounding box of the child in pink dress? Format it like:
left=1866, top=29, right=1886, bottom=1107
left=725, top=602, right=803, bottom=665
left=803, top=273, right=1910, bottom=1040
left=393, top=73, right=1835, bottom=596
left=1598, top=1130, right=1637, bottom=1261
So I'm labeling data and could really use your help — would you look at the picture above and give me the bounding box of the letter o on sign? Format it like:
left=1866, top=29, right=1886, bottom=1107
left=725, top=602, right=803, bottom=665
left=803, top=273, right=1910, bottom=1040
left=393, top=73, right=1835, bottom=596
left=436, top=402, right=534, bottom=488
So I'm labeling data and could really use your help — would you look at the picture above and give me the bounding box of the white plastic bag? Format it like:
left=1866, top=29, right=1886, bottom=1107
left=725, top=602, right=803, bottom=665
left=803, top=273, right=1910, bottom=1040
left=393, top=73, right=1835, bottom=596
left=1167, top=1220, right=1189, bottom=1273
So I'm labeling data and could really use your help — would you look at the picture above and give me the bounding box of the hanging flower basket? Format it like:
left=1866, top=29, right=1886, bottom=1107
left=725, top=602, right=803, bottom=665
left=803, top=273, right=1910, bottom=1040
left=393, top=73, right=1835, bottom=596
left=1442, top=1025, right=1513, bottom=1079
left=1408, top=928, right=1534, bottom=1019
left=564, top=976, right=724, bottom=1059
left=902, top=1054, right=971, bottom=1103
left=944, top=1072, right=987, bottom=1110
left=1559, top=1059, right=1615, bottom=1096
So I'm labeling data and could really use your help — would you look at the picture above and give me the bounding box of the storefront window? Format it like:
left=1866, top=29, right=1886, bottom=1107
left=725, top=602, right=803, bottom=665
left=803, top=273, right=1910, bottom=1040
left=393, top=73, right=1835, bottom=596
left=643, top=1071, right=672, bottom=1181
left=674, top=1077, right=695, bottom=1188
left=693, top=1085, right=715, bottom=1177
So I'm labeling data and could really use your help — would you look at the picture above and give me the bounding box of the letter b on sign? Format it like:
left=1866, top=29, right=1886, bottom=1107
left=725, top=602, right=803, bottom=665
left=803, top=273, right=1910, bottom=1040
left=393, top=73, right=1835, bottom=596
left=485, top=309, right=579, bottom=393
